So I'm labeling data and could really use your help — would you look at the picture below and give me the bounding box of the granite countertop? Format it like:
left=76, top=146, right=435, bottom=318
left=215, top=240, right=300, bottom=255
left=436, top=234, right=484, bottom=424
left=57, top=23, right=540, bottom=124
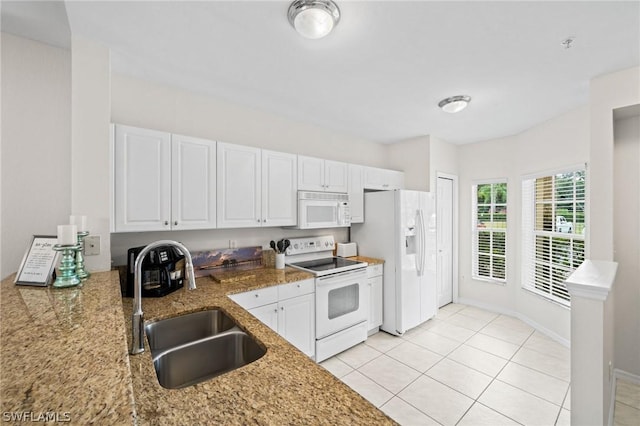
left=1, top=257, right=393, bottom=425
left=124, top=264, right=395, bottom=424
left=347, top=255, right=385, bottom=265
left=0, top=271, right=135, bottom=424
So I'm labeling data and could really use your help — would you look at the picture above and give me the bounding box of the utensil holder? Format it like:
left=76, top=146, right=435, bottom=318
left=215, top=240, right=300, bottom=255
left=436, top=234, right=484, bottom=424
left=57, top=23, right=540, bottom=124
left=275, top=253, right=285, bottom=270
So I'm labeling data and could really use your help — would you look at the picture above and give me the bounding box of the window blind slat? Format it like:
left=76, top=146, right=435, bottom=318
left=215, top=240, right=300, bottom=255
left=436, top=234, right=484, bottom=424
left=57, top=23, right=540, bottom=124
left=522, top=168, right=585, bottom=306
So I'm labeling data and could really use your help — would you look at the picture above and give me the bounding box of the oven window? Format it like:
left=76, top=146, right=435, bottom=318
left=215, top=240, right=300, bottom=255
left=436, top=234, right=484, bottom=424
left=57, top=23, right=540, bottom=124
left=328, top=283, right=359, bottom=319
left=308, top=205, right=335, bottom=223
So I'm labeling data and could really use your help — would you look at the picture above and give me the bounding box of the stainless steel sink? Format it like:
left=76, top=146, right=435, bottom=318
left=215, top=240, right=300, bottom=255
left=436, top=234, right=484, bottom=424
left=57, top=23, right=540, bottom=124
left=152, top=331, right=266, bottom=389
left=145, top=309, right=236, bottom=353
left=145, top=309, right=266, bottom=389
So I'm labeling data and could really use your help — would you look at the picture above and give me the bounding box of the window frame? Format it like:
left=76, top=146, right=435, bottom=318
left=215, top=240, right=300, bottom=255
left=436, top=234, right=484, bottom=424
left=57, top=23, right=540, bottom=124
left=521, top=165, right=586, bottom=307
left=471, top=179, right=508, bottom=284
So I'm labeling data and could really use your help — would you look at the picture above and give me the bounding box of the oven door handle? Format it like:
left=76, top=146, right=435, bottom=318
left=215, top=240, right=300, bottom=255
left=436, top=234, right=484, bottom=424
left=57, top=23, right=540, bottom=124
left=316, top=269, right=366, bottom=283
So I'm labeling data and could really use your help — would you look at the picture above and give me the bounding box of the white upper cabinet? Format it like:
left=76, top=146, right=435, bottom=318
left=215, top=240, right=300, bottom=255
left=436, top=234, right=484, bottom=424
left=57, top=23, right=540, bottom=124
left=363, top=166, right=405, bottom=190
left=348, top=164, right=364, bottom=223
left=217, top=142, right=262, bottom=228
left=217, top=144, right=296, bottom=228
left=262, top=149, right=297, bottom=226
left=113, top=125, right=217, bottom=232
left=114, top=125, right=172, bottom=232
left=325, top=160, right=349, bottom=193
left=297, top=155, right=325, bottom=191
left=171, top=135, right=216, bottom=230
left=298, top=155, right=348, bottom=193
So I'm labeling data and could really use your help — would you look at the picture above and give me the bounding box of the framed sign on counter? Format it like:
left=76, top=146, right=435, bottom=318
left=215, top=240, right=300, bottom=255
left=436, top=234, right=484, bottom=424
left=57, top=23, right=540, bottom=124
left=15, top=235, right=58, bottom=286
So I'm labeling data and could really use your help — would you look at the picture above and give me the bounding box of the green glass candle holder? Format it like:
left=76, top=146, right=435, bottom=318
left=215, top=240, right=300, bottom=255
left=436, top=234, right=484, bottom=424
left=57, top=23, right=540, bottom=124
left=75, top=231, right=90, bottom=281
left=52, top=244, right=81, bottom=288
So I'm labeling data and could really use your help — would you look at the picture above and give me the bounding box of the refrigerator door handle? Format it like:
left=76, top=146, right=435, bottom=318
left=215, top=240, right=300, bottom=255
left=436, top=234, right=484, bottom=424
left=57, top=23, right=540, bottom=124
left=419, top=209, right=426, bottom=275
left=416, top=210, right=424, bottom=277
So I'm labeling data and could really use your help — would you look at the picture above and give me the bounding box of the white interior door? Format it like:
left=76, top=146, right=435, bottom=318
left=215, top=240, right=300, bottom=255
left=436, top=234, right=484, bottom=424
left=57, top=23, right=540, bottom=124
left=437, top=177, right=454, bottom=307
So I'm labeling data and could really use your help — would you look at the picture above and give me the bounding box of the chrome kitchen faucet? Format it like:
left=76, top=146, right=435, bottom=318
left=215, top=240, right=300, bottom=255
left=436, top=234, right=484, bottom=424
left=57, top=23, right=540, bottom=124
left=131, top=240, right=197, bottom=355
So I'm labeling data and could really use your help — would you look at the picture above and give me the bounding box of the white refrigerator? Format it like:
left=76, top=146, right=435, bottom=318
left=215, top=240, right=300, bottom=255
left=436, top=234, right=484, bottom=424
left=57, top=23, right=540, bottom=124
left=352, top=190, right=437, bottom=336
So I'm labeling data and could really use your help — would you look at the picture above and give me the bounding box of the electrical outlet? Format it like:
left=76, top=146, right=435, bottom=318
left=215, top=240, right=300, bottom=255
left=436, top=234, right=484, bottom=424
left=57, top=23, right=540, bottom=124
left=84, top=236, right=101, bottom=256
left=229, top=240, right=237, bottom=249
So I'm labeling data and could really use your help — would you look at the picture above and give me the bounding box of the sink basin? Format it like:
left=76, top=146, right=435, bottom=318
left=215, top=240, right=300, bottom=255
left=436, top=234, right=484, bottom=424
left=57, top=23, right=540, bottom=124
left=145, top=309, right=236, bottom=353
left=152, top=331, right=266, bottom=389
left=144, top=309, right=266, bottom=389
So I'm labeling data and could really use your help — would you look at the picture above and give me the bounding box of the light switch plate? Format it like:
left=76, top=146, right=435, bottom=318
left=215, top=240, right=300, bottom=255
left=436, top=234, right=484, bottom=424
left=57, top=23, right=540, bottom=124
left=84, top=236, right=101, bottom=256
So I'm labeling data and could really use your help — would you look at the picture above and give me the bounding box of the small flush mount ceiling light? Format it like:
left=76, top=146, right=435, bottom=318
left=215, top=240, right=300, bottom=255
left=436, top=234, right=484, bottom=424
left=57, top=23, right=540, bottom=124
left=438, top=95, right=472, bottom=113
left=288, top=0, right=341, bottom=39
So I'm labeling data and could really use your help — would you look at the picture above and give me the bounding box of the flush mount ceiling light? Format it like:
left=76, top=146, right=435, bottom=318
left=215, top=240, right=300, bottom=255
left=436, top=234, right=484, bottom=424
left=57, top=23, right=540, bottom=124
left=288, top=0, right=340, bottom=39
left=438, top=95, right=472, bottom=113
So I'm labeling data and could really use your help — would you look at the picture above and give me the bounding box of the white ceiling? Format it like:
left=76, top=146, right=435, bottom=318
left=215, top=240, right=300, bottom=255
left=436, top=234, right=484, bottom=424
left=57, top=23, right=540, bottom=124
left=3, top=1, right=640, bottom=144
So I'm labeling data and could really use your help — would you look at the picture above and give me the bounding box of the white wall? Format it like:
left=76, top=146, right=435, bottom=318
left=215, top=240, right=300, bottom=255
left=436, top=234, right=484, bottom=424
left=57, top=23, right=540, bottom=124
left=386, top=135, right=459, bottom=192
left=613, top=114, right=640, bottom=376
left=589, top=66, right=640, bottom=423
left=111, top=73, right=388, bottom=166
left=0, top=33, right=71, bottom=279
left=387, top=136, right=430, bottom=191
left=109, top=73, right=389, bottom=263
left=457, top=106, right=590, bottom=342
left=428, top=136, right=459, bottom=191
left=71, top=36, right=111, bottom=272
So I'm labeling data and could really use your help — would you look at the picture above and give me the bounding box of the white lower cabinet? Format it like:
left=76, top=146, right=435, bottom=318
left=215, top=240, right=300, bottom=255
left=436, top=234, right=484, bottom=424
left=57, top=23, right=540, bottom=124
left=231, top=279, right=315, bottom=358
left=248, top=303, right=279, bottom=332
left=367, top=264, right=384, bottom=334
left=277, top=293, right=315, bottom=357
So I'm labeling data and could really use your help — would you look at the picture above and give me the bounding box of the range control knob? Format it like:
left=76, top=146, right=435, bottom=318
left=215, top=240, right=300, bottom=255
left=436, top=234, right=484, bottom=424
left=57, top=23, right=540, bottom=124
left=294, top=243, right=299, bottom=249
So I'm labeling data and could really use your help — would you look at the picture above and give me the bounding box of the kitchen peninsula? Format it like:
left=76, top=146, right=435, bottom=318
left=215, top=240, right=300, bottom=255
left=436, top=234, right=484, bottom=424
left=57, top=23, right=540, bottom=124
left=0, top=269, right=395, bottom=424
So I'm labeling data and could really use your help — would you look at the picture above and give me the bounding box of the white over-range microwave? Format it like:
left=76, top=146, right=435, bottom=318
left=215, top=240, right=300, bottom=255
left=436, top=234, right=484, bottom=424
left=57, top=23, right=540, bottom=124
left=292, top=191, right=351, bottom=229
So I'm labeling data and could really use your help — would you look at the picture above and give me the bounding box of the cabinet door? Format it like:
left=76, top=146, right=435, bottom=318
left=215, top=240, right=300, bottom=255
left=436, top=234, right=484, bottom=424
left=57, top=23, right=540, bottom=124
left=262, top=150, right=297, bottom=226
left=325, top=160, right=348, bottom=193
left=278, top=293, right=315, bottom=358
left=217, top=142, right=261, bottom=228
left=348, top=164, right=364, bottom=223
left=363, top=166, right=385, bottom=190
left=368, top=275, right=383, bottom=330
left=171, top=135, right=216, bottom=230
left=386, top=170, right=405, bottom=190
left=114, top=125, right=171, bottom=232
left=249, top=303, right=279, bottom=333
left=297, top=155, right=325, bottom=191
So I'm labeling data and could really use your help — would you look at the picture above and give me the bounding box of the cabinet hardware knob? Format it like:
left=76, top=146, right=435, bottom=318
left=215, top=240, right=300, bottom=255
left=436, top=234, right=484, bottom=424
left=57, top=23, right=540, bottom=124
left=274, top=309, right=278, bottom=313
left=257, top=219, right=261, bottom=222
left=174, top=221, right=178, bottom=226
left=281, top=307, right=284, bottom=311
left=297, top=284, right=301, bottom=288
left=263, top=219, right=267, bottom=222
left=255, top=294, right=259, bottom=298
left=164, top=221, right=169, bottom=226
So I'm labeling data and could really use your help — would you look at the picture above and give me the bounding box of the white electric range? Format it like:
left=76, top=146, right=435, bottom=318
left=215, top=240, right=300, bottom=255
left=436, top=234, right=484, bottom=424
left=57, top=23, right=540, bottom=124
left=286, top=235, right=368, bottom=362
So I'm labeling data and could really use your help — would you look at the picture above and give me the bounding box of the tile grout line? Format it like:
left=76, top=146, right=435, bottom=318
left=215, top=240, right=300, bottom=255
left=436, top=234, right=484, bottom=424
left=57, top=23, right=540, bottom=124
left=452, top=315, right=529, bottom=426
left=335, top=304, right=571, bottom=425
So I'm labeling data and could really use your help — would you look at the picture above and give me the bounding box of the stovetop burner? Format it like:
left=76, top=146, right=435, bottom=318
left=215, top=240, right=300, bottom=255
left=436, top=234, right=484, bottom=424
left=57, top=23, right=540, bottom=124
left=287, top=256, right=367, bottom=276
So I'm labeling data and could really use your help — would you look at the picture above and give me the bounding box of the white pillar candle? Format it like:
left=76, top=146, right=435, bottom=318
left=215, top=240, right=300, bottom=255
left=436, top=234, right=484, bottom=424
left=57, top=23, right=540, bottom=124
left=70, top=215, right=87, bottom=232
left=58, top=225, right=78, bottom=245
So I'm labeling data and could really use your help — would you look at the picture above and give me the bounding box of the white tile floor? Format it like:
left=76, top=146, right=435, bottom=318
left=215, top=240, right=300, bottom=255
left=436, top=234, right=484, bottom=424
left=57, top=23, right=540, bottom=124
left=320, top=303, right=571, bottom=425
left=613, top=378, right=640, bottom=426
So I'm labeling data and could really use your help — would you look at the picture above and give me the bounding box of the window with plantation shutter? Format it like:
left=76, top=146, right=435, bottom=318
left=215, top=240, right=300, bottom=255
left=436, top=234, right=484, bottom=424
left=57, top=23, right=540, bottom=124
left=521, top=167, right=586, bottom=306
left=472, top=181, right=507, bottom=282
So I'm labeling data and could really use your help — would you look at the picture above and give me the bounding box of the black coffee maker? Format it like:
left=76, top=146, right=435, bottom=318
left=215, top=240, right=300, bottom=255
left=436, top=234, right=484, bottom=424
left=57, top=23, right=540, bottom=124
left=125, top=245, right=185, bottom=297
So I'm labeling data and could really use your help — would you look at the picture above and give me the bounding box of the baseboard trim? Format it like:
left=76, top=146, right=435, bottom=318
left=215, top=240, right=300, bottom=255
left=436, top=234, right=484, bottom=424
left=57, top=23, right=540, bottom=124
left=456, top=297, right=570, bottom=348
left=607, top=369, right=640, bottom=426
